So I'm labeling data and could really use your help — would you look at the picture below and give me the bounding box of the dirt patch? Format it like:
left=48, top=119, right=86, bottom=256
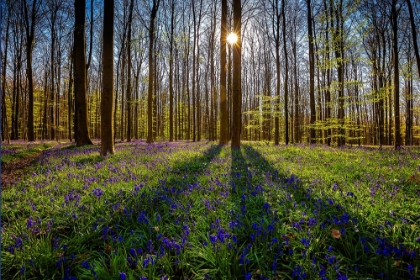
left=1, top=151, right=43, bottom=188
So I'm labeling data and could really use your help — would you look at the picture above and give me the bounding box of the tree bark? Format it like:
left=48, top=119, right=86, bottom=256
left=22, top=0, right=38, bottom=141
left=231, top=0, right=242, bottom=149
left=126, top=0, right=134, bottom=142
left=392, top=0, right=401, bottom=149
left=74, top=0, right=92, bottom=146
left=147, top=0, right=160, bottom=143
left=406, top=0, right=420, bottom=78
left=219, top=0, right=228, bottom=145
left=169, top=0, right=175, bottom=142
left=307, top=0, right=316, bottom=144
left=100, top=0, right=115, bottom=156
left=1, top=9, right=10, bottom=143
left=282, top=0, right=289, bottom=145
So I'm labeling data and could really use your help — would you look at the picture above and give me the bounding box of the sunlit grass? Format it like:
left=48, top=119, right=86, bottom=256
left=2, top=141, right=419, bottom=279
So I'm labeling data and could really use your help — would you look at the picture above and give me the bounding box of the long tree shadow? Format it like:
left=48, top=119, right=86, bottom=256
left=6, top=142, right=416, bottom=279
left=239, top=144, right=417, bottom=279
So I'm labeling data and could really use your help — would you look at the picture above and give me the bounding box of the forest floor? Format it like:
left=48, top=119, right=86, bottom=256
left=2, top=141, right=420, bottom=279
left=1, top=141, right=57, bottom=188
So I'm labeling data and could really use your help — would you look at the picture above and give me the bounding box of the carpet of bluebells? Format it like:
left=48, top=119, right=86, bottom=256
left=2, top=141, right=420, bottom=279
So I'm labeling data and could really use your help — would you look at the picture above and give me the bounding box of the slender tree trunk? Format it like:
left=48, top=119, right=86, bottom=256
left=67, top=48, right=74, bottom=141
left=406, top=0, right=420, bottom=78
left=392, top=0, right=401, bottom=149
left=169, top=0, right=175, bottom=142
left=1, top=13, right=10, bottom=143
left=219, top=0, right=228, bottom=145
left=74, top=0, right=92, bottom=146
left=126, top=0, right=134, bottom=142
left=273, top=0, right=281, bottom=145
left=282, top=0, right=289, bottom=145
left=147, top=1, right=160, bottom=143
left=101, top=0, right=115, bottom=156
left=22, top=0, right=38, bottom=141
left=293, top=41, right=300, bottom=143
left=335, top=0, right=345, bottom=146
left=307, top=0, right=316, bottom=143
left=323, top=0, right=331, bottom=146
left=50, top=9, right=56, bottom=140
left=231, top=0, right=242, bottom=149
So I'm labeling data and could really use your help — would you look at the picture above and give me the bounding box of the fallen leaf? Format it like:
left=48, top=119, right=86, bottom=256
left=332, top=229, right=341, bottom=239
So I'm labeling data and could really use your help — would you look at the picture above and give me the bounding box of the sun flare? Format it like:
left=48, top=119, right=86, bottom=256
left=227, top=32, right=238, bottom=45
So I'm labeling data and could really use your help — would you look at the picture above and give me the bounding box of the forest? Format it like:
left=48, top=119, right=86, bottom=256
left=1, top=0, right=420, bottom=279
left=1, top=0, right=419, bottom=148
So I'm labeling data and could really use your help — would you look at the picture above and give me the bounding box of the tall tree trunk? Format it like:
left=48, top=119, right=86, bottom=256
left=273, top=0, right=281, bottom=145
left=406, top=0, right=420, bottom=78
left=169, top=0, right=175, bottom=142
left=282, top=0, right=289, bottom=145
left=1, top=11, right=10, bottom=143
left=293, top=41, right=300, bottom=143
left=74, top=0, right=92, bottom=146
left=147, top=0, right=160, bottom=143
left=392, top=0, right=401, bottom=148
left=334, top=0, right=345, bottom=146
left=22, top=0, right=38, bottom=141
left=101, top=0, right=115, bottom=156
left=307, top=0, right=316, bottom=144
left=219, top=0, right=228, bottom=145
left=50, top=4, right=57, bottom=140
left=68, top=51, right=73, bottom=142
left=126, top=0, right=134, bottom=142
left=231, top=0, right=241, bottom=149
left=323, top=0, right=331, bottom=146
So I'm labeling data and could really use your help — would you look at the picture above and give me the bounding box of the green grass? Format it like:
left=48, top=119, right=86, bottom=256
left=1, top=142, right=54, bottom=165
left=2, top=141, right=419, bottom=279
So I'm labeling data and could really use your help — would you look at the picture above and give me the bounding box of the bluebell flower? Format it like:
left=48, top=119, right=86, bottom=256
left=209, top=235, right=217, bottom=245
left=27, top=216, right=35, bottom=229
left=20, top=265, right=26, bottom=275
left=119, top=272, right=127, bottom=280
left=129, top=248, right=137, bottom=258
left=300, top=238, right=310, bottom=248
left=92, top=188, right=104, bottom=198
left=81, top=260, right=90, bottom=269
left=326, top=254, right=336, bottom=264
left=407, top=264, right=414, bottom=275
left=319, top=265, right=327, bottom=280
left=308, top=217, right=317, bottom=227
left=336, top=272, right=348, bottom=280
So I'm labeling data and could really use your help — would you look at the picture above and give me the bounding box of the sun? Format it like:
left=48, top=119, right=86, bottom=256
left=227, top=32, right=238, bottom=45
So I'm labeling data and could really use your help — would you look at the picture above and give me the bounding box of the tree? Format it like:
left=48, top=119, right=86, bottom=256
left=168, top=0, right=175, bottom=142
left=147, top=0, right=160, bottom=144
left=392, top=0, right=401, bottom=149
left=219, top=0, right=228, bottom=145
left=22, top=0, right=40, bottom=141
left=73, top=0, right=92, bottom=146
left=1, top=2, right=10, bottom=143
left=126, top=0, right=134, bottom=142
left=100, top=0, right=114, bottom=156
left=231, top=0, right=242, bottom=149
left=307, top=0, right=316, bottom=144
left=406, top=0, right=420, bottom=78
left=271, top=0, right=281, bottom=145
left=281, top=0, right=289, bottom=145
